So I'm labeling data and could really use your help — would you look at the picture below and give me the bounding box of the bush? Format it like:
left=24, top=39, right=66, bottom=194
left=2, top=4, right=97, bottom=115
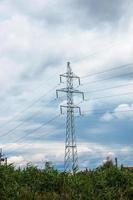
left=0, top=164, right=133, bottom=200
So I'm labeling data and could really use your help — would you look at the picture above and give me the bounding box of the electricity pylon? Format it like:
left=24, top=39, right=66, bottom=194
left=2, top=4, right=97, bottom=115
left=0, top=148, right=7, bottom=165
left=56, top=62, right=84, bottom=173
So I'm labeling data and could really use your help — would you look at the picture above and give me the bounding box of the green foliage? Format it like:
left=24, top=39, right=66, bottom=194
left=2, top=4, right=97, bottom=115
left=0, top=163, right=133, bottom=200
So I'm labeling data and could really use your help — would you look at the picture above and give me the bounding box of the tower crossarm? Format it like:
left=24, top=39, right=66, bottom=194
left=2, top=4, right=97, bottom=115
left=60, top=105, right=81, bottom=115
left=56, top=89, right=84, bottom=100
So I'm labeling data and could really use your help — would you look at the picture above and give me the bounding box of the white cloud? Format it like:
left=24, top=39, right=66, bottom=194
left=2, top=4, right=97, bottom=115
left=0, top=140, right=131, bottom=169
left=101, top=112, right=114, bottom=122
left=114, top=104, right=133, bottom=119
left=100, top=103, right=133, bottom=121
left=8, top=155, right=26, bottom=166
left=0, top=0, right=133, bottom=168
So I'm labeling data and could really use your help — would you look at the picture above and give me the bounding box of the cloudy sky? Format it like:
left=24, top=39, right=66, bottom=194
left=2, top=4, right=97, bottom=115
left=0, top=0, right=133, bottom=170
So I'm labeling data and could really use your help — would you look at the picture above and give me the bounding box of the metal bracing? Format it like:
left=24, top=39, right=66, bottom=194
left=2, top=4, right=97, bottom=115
left=56, top=62, right=84, bottom=173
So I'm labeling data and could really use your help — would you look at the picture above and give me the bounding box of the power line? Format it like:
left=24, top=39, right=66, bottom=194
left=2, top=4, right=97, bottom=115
left=5, top=144, right=133, bottom=151
left=85, top=91, right=133, bottom=101
left=0, top=84, right=59, bottom=129
left=52, top=91, right=133, bottom=107
left=14, top=114, right=60, bottom=143
left=82, top=71, right=133, bottom=86
left=29, top=71, right=60, bottom=92
left=5, top=114, right=60, bottom=156
left=82, top=108, right=133, bottom=116
left=0, top=67, right=60, bottom=116
left=4, top=61, right=133, bottom=168
left=71, top=32, right=133, bottom=64
left=18, top=85, right=58, bottom=114
left=0, top=111, right=42, bottom=138
left=0, top=84, right=60, bottom=139
left=77, top=148, right=133, bottom=152
left=81, top=62, right=133, bottom=78
left=85, top=82, right=133, bottom=94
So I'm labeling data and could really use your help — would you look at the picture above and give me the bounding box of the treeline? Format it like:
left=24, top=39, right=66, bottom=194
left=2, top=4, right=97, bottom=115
left=0, top=162, right=133, bottom=200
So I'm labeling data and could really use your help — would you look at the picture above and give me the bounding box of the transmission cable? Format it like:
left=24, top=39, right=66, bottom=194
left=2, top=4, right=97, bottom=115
left=82, top=70, right=133, bottom=86
left=0, top=111, right=43, bottom=138
left=14, top=114, right=60, bottom=143
left=82, top=108, right=133, bottom=116
left=81, top=62, right=133, bottom=78
left=84, top=91, right=133, bottom=101
left=85, top=82, right=133, bottom=94
left=0, top=84, right=59, bottom=129
left=5, top=114, right=60, bottom=156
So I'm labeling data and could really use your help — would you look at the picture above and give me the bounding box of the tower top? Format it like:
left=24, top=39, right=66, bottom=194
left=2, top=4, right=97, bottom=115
left=67, top=61, right=70, bottom=66
left=67, top=61, right=71, bottom=73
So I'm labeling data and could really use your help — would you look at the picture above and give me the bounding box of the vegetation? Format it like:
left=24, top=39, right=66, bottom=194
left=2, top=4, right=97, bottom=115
left=0, top=161, right=133, bottom=200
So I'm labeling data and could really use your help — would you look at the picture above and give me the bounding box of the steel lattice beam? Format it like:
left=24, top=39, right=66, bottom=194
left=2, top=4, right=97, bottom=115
left=56, top=62, right=84, bottom=173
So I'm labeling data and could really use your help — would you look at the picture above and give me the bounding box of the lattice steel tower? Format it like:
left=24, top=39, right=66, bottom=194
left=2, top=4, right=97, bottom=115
left=56, top=62, right=84, bottom=172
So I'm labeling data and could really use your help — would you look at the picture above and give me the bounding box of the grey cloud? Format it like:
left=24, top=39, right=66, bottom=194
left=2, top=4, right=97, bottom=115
left=8, top=0, right=133, bottom=30
left=9, top=0, right=67, bottom=26
left=69, top=0, right=130, bottom=30
left=73, top=0, right=124, bottom=21
left=0, top=0, right=133, bottom=168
